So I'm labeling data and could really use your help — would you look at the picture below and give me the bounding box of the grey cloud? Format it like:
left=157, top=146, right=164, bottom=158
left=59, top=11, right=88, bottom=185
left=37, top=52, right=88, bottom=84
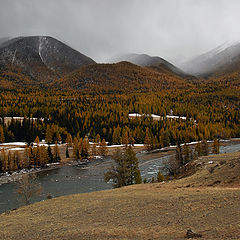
left=0, top=0, right=240, bottom=65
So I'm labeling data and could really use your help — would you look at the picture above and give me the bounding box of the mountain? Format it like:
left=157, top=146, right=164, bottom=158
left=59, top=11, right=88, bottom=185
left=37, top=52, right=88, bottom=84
left=53, top=61, right=189, bottom=93
left=0, top=36, right=95, bottom=85
left=181, top=41, right=240, bottom=77
left=110, top=53, right=190, bottom=78
left=0, top=37, right=10, bottom=46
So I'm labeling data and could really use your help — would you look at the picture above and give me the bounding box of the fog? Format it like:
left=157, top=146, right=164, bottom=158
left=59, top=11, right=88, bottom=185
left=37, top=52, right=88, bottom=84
left=0, top=0, right=240, bottom=65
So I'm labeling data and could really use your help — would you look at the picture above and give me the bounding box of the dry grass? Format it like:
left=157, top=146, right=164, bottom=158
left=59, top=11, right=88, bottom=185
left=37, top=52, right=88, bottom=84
left=176, top=151, right=240, bottom=187
left=1, top=152, right=240, bottom=240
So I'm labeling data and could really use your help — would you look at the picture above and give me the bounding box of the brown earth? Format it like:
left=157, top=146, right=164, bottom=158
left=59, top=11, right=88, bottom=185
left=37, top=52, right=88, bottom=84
left=1, top=151, right=240, bottom=240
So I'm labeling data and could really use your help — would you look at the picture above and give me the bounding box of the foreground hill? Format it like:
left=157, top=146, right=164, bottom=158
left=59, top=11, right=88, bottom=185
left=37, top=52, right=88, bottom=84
left=1, top=151, right=240, bottom=240
left=0, top=36, right=95, bottom=86
left=54, top=61, right=189, bottom=92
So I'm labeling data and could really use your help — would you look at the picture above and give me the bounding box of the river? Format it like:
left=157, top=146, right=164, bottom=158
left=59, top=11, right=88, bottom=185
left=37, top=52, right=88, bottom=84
left=0, top=141, right=239, bottom=213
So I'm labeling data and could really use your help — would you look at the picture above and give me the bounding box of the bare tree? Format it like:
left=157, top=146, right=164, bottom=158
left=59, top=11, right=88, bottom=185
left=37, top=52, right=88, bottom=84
left=16, top=173, right=42, bottom=205
left=164, top=153, right=185, bottom=177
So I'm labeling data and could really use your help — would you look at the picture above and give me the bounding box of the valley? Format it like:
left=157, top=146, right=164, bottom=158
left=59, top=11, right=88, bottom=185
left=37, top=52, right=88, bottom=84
left=0, top=35, right=240, bottom=240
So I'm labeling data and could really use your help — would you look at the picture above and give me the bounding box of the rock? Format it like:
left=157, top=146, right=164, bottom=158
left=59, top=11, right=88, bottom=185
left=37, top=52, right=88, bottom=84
left=185, top=229, right=202, bottom=238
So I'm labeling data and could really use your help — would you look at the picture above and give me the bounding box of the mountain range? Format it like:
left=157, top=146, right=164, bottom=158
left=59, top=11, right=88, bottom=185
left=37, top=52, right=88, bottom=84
left=0, top=36, right=239, bottom=91
left=0, top=36, right=190, bottom=91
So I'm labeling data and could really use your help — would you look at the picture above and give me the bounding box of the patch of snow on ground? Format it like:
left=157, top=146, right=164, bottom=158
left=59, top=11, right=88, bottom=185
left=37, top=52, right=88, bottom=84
left=128, top=113, right=143, bottom=118
left=0, top=142, right=27, bottom=146
left=8, top=148, right=25, bottom=151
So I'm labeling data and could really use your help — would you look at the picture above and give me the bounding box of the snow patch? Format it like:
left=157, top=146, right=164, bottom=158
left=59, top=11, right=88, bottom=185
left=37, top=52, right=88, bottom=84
left=128, top=113, right=189, bottom=121
left=8, top=148, right=25, bottom=151
left=38, top=37, right=45, bottom=63
left=0, top=142, right=27, bottom=146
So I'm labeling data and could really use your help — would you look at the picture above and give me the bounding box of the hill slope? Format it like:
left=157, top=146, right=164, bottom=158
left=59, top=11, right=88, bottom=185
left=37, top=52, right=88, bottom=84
left=54, top=61, right=189, bottom=92
left=111, top=53, right=189, bottom=78
left=0, top=36, right=95, bottom=86
left=1, top=151, right=240, bottom=240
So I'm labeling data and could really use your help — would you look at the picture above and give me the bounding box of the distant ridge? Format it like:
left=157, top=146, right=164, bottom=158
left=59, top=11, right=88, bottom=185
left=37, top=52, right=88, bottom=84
left=180, top=41, right=240, bottom=77
left=110, top=53, right=190, bottom=78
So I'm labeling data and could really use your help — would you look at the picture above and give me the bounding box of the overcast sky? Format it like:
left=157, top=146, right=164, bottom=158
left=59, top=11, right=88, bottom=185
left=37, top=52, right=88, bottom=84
left=1, top=0, right=240, bottom=65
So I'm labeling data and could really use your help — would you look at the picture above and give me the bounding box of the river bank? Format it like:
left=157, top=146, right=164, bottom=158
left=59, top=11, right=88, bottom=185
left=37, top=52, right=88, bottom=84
left=0, top=139, right=239, bottom=213
left=1, top=151, right=240, bottom=239
left=0, top=138, right=239, bottom=185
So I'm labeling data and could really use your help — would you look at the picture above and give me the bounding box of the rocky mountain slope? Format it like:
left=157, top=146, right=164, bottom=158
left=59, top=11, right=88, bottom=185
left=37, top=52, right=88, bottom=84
left=0, top=36, right=95, bottom=85
left=181, top=41, right=240, bottom=77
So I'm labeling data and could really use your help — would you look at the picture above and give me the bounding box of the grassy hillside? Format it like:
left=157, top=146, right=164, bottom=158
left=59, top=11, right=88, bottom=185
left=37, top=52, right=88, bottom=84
left=1, top=152, right=240, bottom=239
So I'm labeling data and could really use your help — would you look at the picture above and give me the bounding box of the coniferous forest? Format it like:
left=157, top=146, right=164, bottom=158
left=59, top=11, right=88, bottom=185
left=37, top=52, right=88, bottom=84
left=0, top=81, right=239, bottom=147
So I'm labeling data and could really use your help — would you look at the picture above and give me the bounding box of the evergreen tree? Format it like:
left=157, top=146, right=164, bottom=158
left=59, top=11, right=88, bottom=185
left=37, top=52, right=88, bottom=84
left=66, top=133, right=73, bottom=147
left=73, top=137, right=80, bottom=160
left=122, top=128, right=129, bottom=147
left=163, top=131, right=170, bottom=147
left=128, top=131, right=135, bottom=146
left=152, top=136, right=159, bottom=150
left=34, top=136, right=40, bottom=145
left=53, top=142, right=61, bottom=162
left=201, top=139, right=209, bottom=156
left=176, top=142, right=183, bottom=167
left=33, top=146, right=41, bottom=166
left=135, top=169, right=142, bottom=184
left=195, top=141, right=202, bottom=157
left=14, top=151, right=20, bottom=171
left=39, top=146, right=48, bottom=166
left=91, top=142, right=97, bottom=156
left=45, top=125, right=53, bottom=144
left=66, top=146, right=70, bottom=158
left=0, top=155, right=3, bottom=173
left=99, top=138, right=108, bottom=156
left=157, top=171, right=164, bottom=182
left=95, top=134, right=101, bottom=144
left=144, top=128, right=152, bottom=151
left=82, top=136, right=90, bottom=158
left=212, top=139, right=220, bottom=154
left=47, top=145, right=54, bottom=163
left=104, top=146, right=141, bottom=188
left=112, top=126, right=121, bottom=144
left=125, top=146, right=142, bottom=185
left=0, top=149, right=6, bottom=172
left=182, top=143, right=190, bottom=164
left=0, top=125, right=4, bottom=143
left=28, top=147, right=35, bottom=166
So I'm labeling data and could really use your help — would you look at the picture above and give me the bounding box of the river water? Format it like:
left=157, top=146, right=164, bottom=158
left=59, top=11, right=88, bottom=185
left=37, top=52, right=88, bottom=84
left=0, top=142, right=239, bottom=213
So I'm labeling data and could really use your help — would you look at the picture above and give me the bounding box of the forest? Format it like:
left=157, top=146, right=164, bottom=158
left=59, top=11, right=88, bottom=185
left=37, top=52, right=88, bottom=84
left=0, top=81, right=239, bottom=147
